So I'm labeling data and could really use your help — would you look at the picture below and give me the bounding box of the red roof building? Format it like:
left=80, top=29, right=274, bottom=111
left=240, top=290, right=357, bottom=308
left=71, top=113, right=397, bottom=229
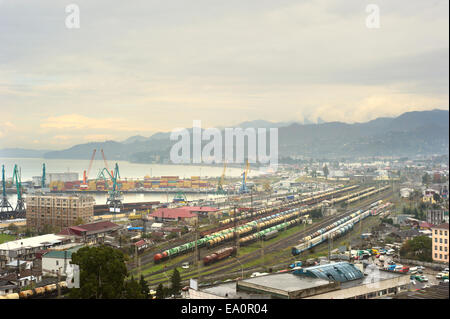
left=150, top=208, right=198, bottom=225
left=419, top=221, right=435, bottom=230
left=58, top=221, right=121, bottom=243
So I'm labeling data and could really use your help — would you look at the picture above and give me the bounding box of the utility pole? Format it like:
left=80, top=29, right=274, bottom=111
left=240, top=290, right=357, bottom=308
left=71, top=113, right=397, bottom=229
left=196, top=220, right=200, bottom=283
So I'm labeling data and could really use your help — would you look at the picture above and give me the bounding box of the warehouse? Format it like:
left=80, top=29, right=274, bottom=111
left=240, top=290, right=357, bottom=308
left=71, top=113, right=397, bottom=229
left=58, top=220, right=121, bottom=244
left=0, top=234, right=71, bottom=264
left=149, top=208, right=198, bottom=225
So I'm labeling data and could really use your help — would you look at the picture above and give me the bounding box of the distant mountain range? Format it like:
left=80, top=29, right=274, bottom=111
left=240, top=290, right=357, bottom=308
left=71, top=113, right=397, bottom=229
left=1, top=110, right=448, bottom=161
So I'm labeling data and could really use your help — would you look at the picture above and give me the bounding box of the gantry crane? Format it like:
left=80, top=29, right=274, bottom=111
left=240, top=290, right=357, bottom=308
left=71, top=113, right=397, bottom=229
left=1, top=165, right=14, bottom=214
left=80, top=149, right=97, bottom=190
left=216, top=161, right=227, bottom=195
left=239, top=160, right=250, bottom=194
left=12, top=164, right=25, bottom=214
left=98, top=163, right=123, bottom=211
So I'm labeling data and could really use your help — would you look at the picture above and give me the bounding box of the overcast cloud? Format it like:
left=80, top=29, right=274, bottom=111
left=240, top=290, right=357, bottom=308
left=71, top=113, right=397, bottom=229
left=0, top=0, right=448, bottom=149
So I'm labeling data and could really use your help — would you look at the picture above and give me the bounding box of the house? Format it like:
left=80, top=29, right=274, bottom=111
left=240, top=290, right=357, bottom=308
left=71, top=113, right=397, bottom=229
left=0, top=280, right=17, bottom=296
left=0, top=269, right=43, bottom=289
left=418, top=221, right=434, bottom=231
left=58, top=221, right=121, bottom=244
left=41, top=245, right=84, bottom=277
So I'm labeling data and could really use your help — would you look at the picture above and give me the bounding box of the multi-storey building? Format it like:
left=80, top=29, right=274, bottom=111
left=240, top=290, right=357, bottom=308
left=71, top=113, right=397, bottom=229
left=431, top=223, right=449, bottom=263
left=26, top=194, right=95, bottom=231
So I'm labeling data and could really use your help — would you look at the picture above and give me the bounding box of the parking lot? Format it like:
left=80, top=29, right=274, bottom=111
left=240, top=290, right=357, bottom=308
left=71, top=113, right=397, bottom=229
left=365, top=254, right=447, bottom=289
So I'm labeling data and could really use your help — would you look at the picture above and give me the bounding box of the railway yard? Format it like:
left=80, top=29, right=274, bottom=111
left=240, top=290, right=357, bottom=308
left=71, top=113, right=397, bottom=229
left=128, top=183, right=395, bottom=289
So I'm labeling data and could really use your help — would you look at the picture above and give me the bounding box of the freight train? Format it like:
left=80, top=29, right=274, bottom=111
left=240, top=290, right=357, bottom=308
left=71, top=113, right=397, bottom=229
left=0, top=282, right=68, bottom=299
left=216, top=185, right=359, bottom=229
left=291, top=207, right=374, bottom=256
left=203, top=247, right=237, bottom=265
left=153, top=185, right=378, bottom=264
left=345, top=185, right=390, bottom=205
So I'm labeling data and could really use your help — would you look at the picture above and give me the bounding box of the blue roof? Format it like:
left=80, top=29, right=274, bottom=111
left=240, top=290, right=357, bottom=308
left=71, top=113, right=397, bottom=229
left=293, top=262, right=363, bottom=282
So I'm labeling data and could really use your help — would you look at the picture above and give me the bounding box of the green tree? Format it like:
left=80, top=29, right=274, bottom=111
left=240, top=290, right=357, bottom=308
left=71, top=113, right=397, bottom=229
left=323, top=165, right=329, bottom=179
left=156, top=283, right=165, bottom=299
left=170, top=268, right=182, bottom=297
left=123, top=276, right=145, bottom=299
left=400, top=236, right=432, bottom=262
left=139, top=275, right=150, bottom=299
left=422, top=173, right=431, bottom=185
left=7, top=223, right=18, bottom=234
left=70, top=245, right=128, bottom=299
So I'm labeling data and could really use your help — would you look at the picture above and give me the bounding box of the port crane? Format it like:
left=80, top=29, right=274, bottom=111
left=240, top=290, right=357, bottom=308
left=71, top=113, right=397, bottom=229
left=98, top=163, right=123, bottom=211
left=80, top=149, right=97, bottom=190
left=12, top=164, right=26, bottom=214
left=216, top=161, right=227, bottom=195
left=41, top=163, right=46, bottom=189
left=239, top=160, right=250, bottom=194
left=1, top=165, right=14, bottom=214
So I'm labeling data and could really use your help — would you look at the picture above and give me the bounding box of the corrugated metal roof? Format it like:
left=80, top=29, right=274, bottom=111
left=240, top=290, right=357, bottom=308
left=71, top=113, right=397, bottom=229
left=294, top=262, right=364, bottom=283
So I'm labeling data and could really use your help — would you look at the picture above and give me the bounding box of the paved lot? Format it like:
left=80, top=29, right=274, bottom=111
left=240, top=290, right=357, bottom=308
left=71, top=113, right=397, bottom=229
left=366, top=255, right=447, bottom=289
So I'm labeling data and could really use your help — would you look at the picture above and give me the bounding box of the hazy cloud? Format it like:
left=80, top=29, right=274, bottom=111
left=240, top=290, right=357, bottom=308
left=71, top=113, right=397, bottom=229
left=0, top=0, right=448, bottom=148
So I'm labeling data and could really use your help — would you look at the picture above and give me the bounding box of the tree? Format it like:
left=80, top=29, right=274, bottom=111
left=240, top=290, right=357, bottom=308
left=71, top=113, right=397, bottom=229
left=70, top=245, right=128, bottom=299
left=323, top=165, right=329, bottom=179
left=139, top=275, right=150, bottom=299
left=433, top=193, right=441, bottom=203
left=74, top=217, right=84, bottom=226
left=156, top=283, right=165, bottom=299
left=7, top=223, right=18, bottom=234
left=170, top=268, right=182, bottom=297
left=123, top=276, right=145, bottom=299
left=422, top=173, right=431, bottom=185
left=400, top=236, right=432, bottom=262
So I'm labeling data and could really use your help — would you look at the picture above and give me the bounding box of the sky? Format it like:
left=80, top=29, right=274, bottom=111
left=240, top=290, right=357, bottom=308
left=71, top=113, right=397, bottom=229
left=0, top=0, right=448, bottom=150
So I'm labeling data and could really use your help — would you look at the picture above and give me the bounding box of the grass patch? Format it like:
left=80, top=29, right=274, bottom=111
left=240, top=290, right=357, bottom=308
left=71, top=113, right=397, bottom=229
left=0, top=233, right=15, bottom=244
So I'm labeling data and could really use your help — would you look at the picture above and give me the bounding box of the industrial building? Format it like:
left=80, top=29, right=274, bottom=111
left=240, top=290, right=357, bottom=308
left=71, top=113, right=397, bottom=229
left=58, top=221, right=121, bottom=244
left=149, top=208, right=198, bottom=225
left=188, top=262, right=410, bottom=299
left=26, top=194, right=95, bottom=232
left=47, top=172, right=79, bottom=184
left=0, top=234, right=71, bottom=265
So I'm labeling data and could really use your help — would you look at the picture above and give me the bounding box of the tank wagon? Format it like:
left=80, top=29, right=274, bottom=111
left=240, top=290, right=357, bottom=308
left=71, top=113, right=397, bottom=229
left=291, top=207, right=374, bottom=255
left=153, top=185, right=364, bottom=264
left=0, top=282, right=69, bottom=299
left=345, top=186, right=389, bottom=205
left=203, top=247, right=236, bottom=265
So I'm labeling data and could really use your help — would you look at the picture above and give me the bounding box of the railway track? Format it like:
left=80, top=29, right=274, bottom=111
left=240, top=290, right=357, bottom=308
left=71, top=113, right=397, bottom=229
left=144, top=189, right=392, bottom=286
left=131, top=184, right=365, bottom=272
left=129, top=185, right=366, bottom=276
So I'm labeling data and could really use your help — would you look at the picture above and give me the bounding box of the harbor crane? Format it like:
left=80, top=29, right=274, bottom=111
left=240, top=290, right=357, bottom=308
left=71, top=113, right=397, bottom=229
left=41, top=163, right=46, bottom=189
left=98, top=163, right=123, bottom=211
left=80, top=149, right=97, bottom=190
left=216, top=161, right=227, bottom=195
left=12, top=164, right=25, bottom=214
left=1, top=165, right=14, bottom=214
left=239, top=160, right=250, bottom=194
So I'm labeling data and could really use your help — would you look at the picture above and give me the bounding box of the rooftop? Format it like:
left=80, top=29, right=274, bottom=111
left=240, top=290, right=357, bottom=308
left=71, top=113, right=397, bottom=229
left=293, top=262, right=364, bottom=282
left=58, top=221, right=121, bottom=236
left=0, top=234, right=67, bottom=251
left=150, top=208, right=197, bottom=219
left=432, top=223, right=449, bottom=230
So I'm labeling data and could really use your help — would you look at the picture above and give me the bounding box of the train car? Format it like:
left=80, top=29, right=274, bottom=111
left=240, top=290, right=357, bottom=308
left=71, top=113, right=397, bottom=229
left=263, top=230, right=279, bottom=241
left=203, top=247, right=237, bottom=265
